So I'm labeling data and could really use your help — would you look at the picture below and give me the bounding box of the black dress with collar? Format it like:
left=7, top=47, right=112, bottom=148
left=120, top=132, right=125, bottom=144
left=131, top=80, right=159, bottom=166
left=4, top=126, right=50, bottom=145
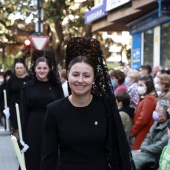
left=41, top=96, right=110, bottom=170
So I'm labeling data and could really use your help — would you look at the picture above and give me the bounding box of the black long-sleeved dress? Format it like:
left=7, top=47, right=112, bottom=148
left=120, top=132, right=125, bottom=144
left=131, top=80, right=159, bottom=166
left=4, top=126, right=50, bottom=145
left=6, top=74, right=29, bottom=129
left=21, top=78, right=64, bottom=170
left=41, top=96, right=110, bottom=170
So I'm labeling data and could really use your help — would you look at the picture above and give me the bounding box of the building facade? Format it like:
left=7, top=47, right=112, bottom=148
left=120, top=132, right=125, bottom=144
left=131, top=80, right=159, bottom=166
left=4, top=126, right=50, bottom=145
left=84, top=0, right=170, bottom=69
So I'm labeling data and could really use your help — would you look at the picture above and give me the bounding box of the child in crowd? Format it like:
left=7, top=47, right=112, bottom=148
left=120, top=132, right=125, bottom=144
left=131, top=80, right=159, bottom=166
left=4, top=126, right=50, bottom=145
left=115, top=92, right=135, bottom=144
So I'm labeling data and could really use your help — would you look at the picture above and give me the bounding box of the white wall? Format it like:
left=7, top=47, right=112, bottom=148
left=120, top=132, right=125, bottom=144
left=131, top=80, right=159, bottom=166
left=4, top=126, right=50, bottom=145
left=153, top=26, right=160, bottom=66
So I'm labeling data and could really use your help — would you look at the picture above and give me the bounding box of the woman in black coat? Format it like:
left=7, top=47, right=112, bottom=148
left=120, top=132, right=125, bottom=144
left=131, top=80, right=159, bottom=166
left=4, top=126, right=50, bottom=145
left=20, top=51, right=64, bottom=170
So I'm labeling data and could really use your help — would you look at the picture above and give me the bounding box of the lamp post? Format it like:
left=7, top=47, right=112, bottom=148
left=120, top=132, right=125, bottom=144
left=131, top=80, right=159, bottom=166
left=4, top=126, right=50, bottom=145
left=30, top=0, right=44, bottom=35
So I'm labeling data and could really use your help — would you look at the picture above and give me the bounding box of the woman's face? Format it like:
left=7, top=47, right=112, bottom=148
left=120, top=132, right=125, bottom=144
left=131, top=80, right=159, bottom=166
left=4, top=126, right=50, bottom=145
left=137, top=80, right=147, bottom=95
left=15, top=63, right=26, bottom=77
left=157, top=78, right=165, bottom=92
left=111, top=77, right=119, bottom=85
left=68, top=62, right=94, bottom=96
left=155, top=104, right=166, bottom=122
left=35, top=61, right=50, bottom=81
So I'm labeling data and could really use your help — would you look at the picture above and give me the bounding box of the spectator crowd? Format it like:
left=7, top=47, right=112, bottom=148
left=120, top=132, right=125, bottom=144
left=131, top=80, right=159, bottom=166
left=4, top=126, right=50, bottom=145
left=109, top=64, right=170, bottom=170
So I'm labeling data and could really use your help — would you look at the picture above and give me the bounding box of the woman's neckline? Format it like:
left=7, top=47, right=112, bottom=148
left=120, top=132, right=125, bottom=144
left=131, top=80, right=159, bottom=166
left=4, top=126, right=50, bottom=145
left=68, top=95, right=93, bottom=108
left=15, top=74, right=27, bottom=79
left=35, top=78, right=49, bottom=84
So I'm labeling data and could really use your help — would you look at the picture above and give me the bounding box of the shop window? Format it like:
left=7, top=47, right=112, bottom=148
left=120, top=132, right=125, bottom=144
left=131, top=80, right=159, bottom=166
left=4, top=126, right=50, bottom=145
left=143, top=29, right=154, bottom=67
left=161, top=21, right=170, bottom=68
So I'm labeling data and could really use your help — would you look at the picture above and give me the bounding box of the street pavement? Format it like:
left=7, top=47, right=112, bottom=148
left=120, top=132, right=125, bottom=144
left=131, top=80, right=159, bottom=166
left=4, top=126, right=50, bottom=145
left=0, top=125, right=19, bottom=170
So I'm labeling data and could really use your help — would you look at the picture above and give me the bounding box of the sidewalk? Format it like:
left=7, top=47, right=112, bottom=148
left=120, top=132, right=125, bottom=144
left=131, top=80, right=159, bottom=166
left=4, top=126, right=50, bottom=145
left=0, top=125, right=19, bottom=170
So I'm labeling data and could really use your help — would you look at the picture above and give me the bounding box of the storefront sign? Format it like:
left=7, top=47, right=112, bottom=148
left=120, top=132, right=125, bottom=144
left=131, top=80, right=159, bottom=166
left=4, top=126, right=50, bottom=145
left=131, top=33, right=141, bottom=70
left=84, top=2, right=107, bottom=24
left=158, top=0, right=170, bottom=17
left=132, top=49, right=141, bottom=69
left=129, top=10, right=170, bottom=34
left=106, top=0, right=131, bottom=12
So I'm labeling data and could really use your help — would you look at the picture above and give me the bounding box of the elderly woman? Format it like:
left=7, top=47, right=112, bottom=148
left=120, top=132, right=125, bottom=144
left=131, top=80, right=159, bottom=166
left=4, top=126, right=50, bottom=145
left=157, top=73, right=170, bottom=101
left=132, top=100, right=169, bottom=170
left=110, top=69, right=127, bottom=95
left=126, top=70, right=141, bottom=110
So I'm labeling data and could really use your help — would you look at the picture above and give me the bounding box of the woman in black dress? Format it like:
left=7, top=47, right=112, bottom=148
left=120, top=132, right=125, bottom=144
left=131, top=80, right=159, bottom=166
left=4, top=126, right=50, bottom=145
left=6, top=58, right=29, bottom=138
left=20, top=52, right=64, bottom=170
left=41, top=37, right=136, bottom=170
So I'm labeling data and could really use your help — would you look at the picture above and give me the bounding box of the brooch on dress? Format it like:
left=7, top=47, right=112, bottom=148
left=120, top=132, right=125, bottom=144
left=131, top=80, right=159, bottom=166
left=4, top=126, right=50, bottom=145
left=94, top=121, right=98, bottom=125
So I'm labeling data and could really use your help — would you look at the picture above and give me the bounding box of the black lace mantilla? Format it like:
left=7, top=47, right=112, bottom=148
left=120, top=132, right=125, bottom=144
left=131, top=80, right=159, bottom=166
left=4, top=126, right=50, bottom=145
left=66, top=37, right=113, bottom=97
left=66, top=37, right=136, bottom=170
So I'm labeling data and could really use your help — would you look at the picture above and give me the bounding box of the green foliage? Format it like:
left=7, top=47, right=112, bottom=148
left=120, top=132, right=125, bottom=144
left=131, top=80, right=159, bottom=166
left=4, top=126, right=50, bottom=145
left=44, top=0, right=67, bottom=22
left=0, top=0, right=112, bottom=69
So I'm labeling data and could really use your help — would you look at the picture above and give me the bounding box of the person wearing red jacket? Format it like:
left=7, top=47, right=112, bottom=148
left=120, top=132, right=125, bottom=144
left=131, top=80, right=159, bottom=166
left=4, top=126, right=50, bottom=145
left=131, top=76, right=157, bottom=150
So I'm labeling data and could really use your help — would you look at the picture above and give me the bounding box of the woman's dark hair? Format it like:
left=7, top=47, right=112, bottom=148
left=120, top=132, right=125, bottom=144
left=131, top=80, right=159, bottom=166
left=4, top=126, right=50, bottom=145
left=139, top=76, right=155, bottom=94
left=67, top=56, right=97, bottom=78
left=13, top=58, right=26, bottom=67
left=160, top=69, right=170, bottom=75
left=140, top=64, right=152, bottom=74
left=115, top=92, right=130, bottom=107
left=110, top=70, right=125, bottom=85
left=35, top=56, right=50, bottom=68
left=3, top=69, right=12, bottom=84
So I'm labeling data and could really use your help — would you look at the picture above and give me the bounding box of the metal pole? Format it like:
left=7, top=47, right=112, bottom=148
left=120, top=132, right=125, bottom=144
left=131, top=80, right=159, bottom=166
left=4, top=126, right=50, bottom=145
left=37, top=0, right=41, bottom=35
left=158, top=0, right=162, bottom=17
